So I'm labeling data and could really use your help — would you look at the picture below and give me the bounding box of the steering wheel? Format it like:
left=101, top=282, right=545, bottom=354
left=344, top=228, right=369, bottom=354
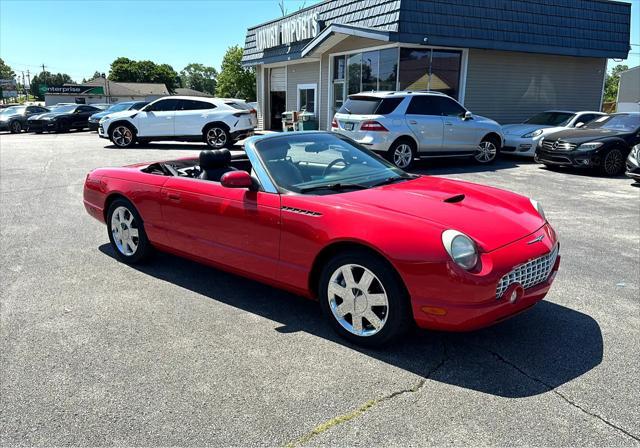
left=323, top=158, right=349, bottom=177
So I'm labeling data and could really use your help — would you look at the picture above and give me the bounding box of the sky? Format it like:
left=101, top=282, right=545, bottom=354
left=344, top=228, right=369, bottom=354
left=0, top=0, right=638, bottom=85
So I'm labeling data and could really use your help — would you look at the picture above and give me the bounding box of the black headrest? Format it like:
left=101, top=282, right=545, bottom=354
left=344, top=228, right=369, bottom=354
left=200, top=149, right=231, bottom=169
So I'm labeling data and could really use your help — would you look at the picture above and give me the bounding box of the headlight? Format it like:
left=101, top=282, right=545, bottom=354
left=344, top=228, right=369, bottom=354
left=576, top=142, right=602, bottom=151
left=630, top=145, right=639, bottom=161
left=522, top=129, right=543, bottom=138
left=442, top=230, right=479, bottom=270
left=530, top=198, right=546, bottom=221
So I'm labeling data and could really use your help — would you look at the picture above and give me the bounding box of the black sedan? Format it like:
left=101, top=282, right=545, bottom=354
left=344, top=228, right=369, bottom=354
left=535, top=113, right=640, bottom=176
left=0, top=105, right=50, bottom=133
left=27, top=104, right=101, bottom=133
left=626, top=144, right=640, bottom=183
left=88, top=101, right=148, bottom=131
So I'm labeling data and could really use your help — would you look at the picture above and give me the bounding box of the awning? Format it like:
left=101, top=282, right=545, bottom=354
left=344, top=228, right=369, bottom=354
left=300, top=23, right=394, bottom=58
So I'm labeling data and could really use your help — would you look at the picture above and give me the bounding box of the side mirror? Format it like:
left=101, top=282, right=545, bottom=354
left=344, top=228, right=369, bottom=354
left=575, top=122, right=584, bottom=128
left=221, top=170, right=255, bottom=189
left=463, top=111, right=473, bottom=120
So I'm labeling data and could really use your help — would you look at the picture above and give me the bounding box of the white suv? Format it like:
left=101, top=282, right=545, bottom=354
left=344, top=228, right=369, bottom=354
left=331, top=91, right=503, bottom=169
left=99, top=96, right=257, bottom=149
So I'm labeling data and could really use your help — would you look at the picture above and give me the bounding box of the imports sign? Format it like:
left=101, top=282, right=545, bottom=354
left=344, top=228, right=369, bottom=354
left=256, top=12, right=321, bottom=51
left=46, top=85, right=105, bottom=95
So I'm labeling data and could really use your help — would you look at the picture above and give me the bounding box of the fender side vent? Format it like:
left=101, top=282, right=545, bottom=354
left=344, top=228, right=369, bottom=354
left=444, top=194, right=465, bottom=203
left=282, top=206, right=322, bottom=217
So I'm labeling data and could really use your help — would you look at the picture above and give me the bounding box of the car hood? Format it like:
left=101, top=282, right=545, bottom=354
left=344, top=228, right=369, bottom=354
left=471, top=114, right=500, bottom=128
left=90, top=110, right=111, bottom=120
left=104, top=110, right=138, bottom=120
left=317, top=176, right=544, bottom=252
left=502, top=123, right=553, bottom=135
left=543, top=127, right=630, bottom=144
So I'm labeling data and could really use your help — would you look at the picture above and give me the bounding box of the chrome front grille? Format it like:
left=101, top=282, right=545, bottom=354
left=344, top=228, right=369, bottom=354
left=541, top=140, right=577, bottom=151
left=496, top=245, right=559, bottom=298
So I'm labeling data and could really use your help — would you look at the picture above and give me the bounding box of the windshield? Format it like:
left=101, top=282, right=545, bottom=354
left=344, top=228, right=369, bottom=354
left=524, top=112, right=574, bottom=126
left=50, top=105, right=77, bottom=113
left=106, top=103, right=133, bottom=113
left=254, top=133, right=412, bottom=194
left=1, top=106, right=25, bottom=115
left=584, top=114, right=639, bottom=132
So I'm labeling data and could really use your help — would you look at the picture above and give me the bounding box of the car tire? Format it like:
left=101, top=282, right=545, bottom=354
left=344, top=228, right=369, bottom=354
left=9, top=121, right=22, bottom=133
left=599, top=148, right=626, bottom=177
left=204, top=125, right=231, bottom=149
left=387, top=139, right=416, bottom=170
left=109, top=124, right=136, bottom=148
left=475, top=135, right=500, bottom=164
left=318, top=250, right=412, bottom=347
left=106, top=198, right=152, bottom=264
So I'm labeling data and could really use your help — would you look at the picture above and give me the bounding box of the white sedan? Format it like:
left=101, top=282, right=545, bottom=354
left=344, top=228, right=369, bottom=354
left=501, top=110, right=604, bottom=157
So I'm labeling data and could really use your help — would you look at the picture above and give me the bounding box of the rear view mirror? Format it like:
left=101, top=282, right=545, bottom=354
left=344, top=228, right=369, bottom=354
left=463, top=111, right=473, bottom=120
left=221, top=171, right=255, bottom=189
left=575, top=122, right=585, bottom=128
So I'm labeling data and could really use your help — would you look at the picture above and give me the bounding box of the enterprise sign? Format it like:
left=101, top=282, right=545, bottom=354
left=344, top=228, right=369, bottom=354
left=256, top=12, right=320, bottom=51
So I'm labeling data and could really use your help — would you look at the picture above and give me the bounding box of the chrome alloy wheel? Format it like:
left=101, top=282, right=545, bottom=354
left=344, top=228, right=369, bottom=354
left=112, top=126, right=133, bottom=147
left=475, top=141, right=497, bottom=163
left=327, top=264, right=389, bottom=337
left=206, top=127, right=227, bottom=148
left=393, top=144, right=413, bottom=169
left=604, top=149, right=624, bottom=175
left=110, top=206, right=140, bottom=256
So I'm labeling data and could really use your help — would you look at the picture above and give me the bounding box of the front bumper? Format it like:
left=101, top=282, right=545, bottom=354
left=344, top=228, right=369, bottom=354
left=0, top=121, right=9, bottom=131
left=402, top=223, right=560, bottom=331
left=502, top=135, right=541, bottom=157
left=535, top=147, right=597, bottom=168
left=626, top=157, right=640, bottom=180
left=26, top=119, right=58, bottom=132
left=98, top=124, right=108, bottom=138
left=88, top=121, right=99, bottom=131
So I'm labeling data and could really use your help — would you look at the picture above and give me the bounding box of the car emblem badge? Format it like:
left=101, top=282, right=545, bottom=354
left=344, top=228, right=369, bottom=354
left=527, top=235, right=545, bottom=245
left=552, top=141, right=559, bottom=150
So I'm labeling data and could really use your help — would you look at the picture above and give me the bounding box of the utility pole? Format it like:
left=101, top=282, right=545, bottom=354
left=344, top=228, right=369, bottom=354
left=21, top=71, right=26, bottom=102
left=41, top=63, right=46, bottom=73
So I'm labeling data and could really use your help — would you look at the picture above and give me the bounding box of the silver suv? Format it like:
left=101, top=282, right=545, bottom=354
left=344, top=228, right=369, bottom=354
left=331, top=91, right=503, bottom=169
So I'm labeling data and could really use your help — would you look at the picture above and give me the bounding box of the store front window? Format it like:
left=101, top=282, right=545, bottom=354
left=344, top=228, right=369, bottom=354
left=298, top=84, right=316, bottom=114
left=399, top=48, right=462, bottom=99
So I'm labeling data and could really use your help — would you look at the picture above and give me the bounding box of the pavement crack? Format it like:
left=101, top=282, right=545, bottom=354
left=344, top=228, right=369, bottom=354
left=284, top=342, right=448, bottom=448
left=475, top=343, right=640, bottom=442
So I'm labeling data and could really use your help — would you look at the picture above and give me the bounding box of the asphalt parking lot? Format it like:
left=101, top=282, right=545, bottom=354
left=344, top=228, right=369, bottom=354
left=1, top=131, right=638, bottom=446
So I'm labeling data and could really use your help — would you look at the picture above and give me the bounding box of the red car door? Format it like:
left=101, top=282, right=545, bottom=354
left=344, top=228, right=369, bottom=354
left=159, top=177, right=281, bottom=280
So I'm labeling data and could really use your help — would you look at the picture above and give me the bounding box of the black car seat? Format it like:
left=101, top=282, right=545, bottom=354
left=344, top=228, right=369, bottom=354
left=198, top=149, right=237, bottom=182
left=265, top=144, right=304, bottom=187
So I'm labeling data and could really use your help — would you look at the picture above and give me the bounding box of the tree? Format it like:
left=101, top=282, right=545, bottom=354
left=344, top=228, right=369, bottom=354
left=603, top=64, right=628, bottom=104
left=29, top=71, right=75, bottom=100
left=108, top=57, right=179, bottom=91
left=180, top=63, right=218, bottom=95
left=83, top=71, right=103, bottom=82
left=0, top=58, right=15, bottom=80
left=216, top=46, right=256, bottom=101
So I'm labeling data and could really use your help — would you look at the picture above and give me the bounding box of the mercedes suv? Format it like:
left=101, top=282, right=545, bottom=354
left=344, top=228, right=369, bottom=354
left=331, top=91, right=503, bottom=169
left=98, top=96, right=257, bottom=149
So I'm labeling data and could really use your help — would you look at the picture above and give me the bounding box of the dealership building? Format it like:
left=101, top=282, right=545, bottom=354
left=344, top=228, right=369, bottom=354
left=242, top=0, right=631, bottom=130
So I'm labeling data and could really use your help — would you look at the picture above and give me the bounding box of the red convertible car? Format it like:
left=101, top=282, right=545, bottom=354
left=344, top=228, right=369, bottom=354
left=84, top=132, right=560, bottom=346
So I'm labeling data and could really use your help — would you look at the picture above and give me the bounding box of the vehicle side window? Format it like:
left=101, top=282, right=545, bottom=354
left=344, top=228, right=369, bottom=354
left=132, top=102, right=147, bottom=110
left=406, top=96, right=439, bottom=115
left=178, top=100, right=215, bottom=111
left=26, top=106, right=37, bottom=113
left=434, top=97, right=466, bottom=117
left=577, top=114, right=599, bottom=125
left=147, top=99, right=178, bottom=112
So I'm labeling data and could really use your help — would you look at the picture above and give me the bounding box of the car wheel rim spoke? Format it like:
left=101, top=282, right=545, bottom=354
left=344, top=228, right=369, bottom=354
left=327, top=263, right=389, bottom=337
left=394, top=145, right=412, bottom=168
left=110, top=206, right=139, bottom=256
left=606, top=151, right=622, bottom=174
left=114, top=127, right=131, bottom=146
left=208, top=129, right=226, bottom=147
left=476, top=142, right=496, bottom=162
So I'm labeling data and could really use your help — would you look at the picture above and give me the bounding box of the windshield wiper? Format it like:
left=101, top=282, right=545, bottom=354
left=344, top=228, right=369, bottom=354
left=299, top=183, right=368, bottom=194
left=371, top=175, right=418, bottom=188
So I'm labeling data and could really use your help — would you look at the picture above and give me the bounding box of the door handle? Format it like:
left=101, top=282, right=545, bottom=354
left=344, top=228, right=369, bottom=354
left=445, top=122, right=453, bottom=126
left=409, top=120, right=418, bottom=125
left=166, top=116, right=173, bottom=120
left=167, top=193, right=181, bottom=201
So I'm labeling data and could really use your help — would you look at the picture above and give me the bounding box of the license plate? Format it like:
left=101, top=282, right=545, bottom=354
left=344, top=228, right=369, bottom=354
left=344, top=122, right=354, bottom=131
